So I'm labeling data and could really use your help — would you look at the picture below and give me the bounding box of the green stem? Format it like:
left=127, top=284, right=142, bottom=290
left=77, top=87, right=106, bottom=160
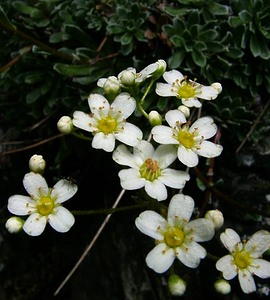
left=71, top=131, right=92, bottom=141
left=140, top=78, right=155, bottom=105
left=72, top=202, right=148, bottom=216
left=0, top=16, right=81, bottom=63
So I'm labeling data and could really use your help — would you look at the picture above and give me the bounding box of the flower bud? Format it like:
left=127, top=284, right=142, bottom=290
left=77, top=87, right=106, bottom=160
left=168, top=274, right=186, bottom=296
left=119, top=69, right=136, bottom=86
left=205, top=209, right=224, bottom=230
left=149, top=110, right=162, bottom=126
left=178, top=105, right=190, bottom=118
left=5, top=217, right=24, bottom=233
left=211, top=82, right=222, bottom=94
left=214, top=279, right=231, bottom=295
left=29, top=154, right=46, bottom=174
left=57, top=116, right=73, bottom=134
left=151, top=59, right=167, bottom=79
left=103, top=76, right=121, bottom=98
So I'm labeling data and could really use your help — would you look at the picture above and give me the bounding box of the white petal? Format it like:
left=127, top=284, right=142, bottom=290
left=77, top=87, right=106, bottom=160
left=182, top=98, right=202, bottom=108
left=238, top=270, right=256, bottom=294
left=176, top=241, right=206, bottom=268
left=23, top=213, right=47, bottom=236
left=51, top=179, right=78, bottom=204
left=96, top=77, right=106, bottom=88
left=177, top=146, right=199, bottom=167
left=23, top=172, right=48, bottom=200
left=152, top=126, right=177, bottom=144
left=190, top=117, right=217, bottom=139
left=198, top=86, right=218, bottom=100
left=115, top=123, right=142, bottom=147
left=146, top=243, right=175, bottom=273
left=159, top=169, right=190, bottom=189
left=139, top=62, right=158, bottom=79
left=163, top=70, right=184, bottom=84
left=88, top=94, right=110, bottom=116
left=144, top=180, right=167, bottom=201
left=118, top=169, right=145, bottom=190
left=249, top=259, right=270, bottom=278
left=135, top=210, right=167, bottom=240
left=134, top=140, right=155, bottom=159
left=112, top=144, right=139, bottom=168
left=8, top=195, right=37, bottom=215
left=196, top=141, right=223, bottom=158
left=165, top=110, right=186, bottom=127
left=111, top=93, right=136, bottom=118
left=220, top=228, right=241, bottom=252
left=167, top=194, right=194, bottom=226
left=185, top=219, right=215, bottom=242
left=246, top=230, right=270, bottom=257
left=92, top=132, right=115, bottom=152
left=156, top=83, right=177, bottom=97
left=216, top=255, right=237, bottom=280
left=153, top=145, right=177, bottom=168
left=73, top=111, right=94, bottom=132
left=48, top=206, right=75, bottom=233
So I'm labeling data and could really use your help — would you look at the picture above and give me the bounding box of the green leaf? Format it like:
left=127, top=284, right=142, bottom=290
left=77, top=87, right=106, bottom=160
left=197, top=29, right=218, bottom=41
left=239, top=10, right=252, bottom=23
left=168, top=49, right=186, bottom=69
left=163, top=6, right=189, bottom=17
left=0, top=5, right=16, bottom=31
left=53, top=63, right=94, bottom=76
left=12, top=1, right=44, bottom=18
left=250, top=34, right=261, bottom=57
left=191, top=50, right=206, bottom=67
left=64, top=24, right=95, bottom=47
left=228, top=16, right=243, bottom=27
left=208, top=3, right=230, bottom=15
left=121, top=32, right=133, bottom=45
left=170, top=35, right=184, bottom=47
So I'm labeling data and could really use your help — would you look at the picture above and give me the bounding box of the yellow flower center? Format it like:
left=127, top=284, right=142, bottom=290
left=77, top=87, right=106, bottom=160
left=98, top=116, right=117, bottom=134
left=37, top=196, right=55, bottom=216
left=139, top=158, right=161, bottom=181
left=177, top=130, right=195, bottom=148
left=177, top=81, right=196, bottom=99
left=164, top=227, right=185, bottom=247
left=234, top=251, right=251, bottom=269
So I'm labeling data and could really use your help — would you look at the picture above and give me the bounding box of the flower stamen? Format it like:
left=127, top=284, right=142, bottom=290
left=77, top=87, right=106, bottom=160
left=139, top=158, right=161, bottom=181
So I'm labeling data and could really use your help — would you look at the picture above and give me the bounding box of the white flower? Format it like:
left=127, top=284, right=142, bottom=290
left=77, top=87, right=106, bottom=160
left=216, top=228, right=270, bottom=294
left=156, top=70, right=220, bottom=108
left=7, top=172, right=77, bottom=236
left=168, top=274, right=186, bottom=296
left=73, top=93, right=143, bottom=152
left=152, top=110, right=223, bottom=167
left=98, top=60, right=167, bottom=88
left=205, top=209, right=224, bottom=230
left=135, top=193, right=215, bottom=273
left=5, top=216, right=24, bottom=233
left=29, top=154, right=46, bottom=174
left=214, top=279, right=231, bottom=295
left=112, top=140, right=189, bottom=201
left=57, top=116, right=73, bottom=134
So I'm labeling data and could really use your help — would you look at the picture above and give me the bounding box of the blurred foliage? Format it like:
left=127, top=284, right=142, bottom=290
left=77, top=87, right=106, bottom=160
left=1, top=0, right=269, bottom=146
left=1, top=1, right=270, bottom=299
left=0, top=0, right=269, bottom=182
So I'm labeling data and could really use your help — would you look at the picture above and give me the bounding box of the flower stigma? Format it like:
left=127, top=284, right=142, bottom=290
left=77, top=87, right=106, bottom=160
left=234, top=250, right=251, bottom=269
left=172, top=78, right=197, bottom=99
left=139, top=158, right=161, bottom=181
left=98, top=116, right=118, bottom=134
left=177, top=130, right=195, bottom=148
left=37, top=196, right=55, bottom=216
left=164, top=227, right=185, bottom=247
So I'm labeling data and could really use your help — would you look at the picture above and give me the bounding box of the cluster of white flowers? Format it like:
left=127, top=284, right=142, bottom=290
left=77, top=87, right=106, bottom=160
left=6, top=60, right=270, bottom=296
